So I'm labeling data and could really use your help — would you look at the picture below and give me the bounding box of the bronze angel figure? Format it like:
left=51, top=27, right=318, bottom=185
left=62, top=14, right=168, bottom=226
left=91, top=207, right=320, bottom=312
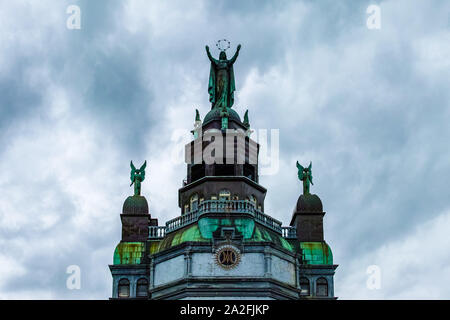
left=130, top=160, right=147, bottom=196
left=296, top=161, right=313, bottom=195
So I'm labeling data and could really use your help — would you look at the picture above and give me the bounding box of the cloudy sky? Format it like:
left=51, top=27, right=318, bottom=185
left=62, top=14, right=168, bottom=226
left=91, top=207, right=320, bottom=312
left=0, top=0, right=449, bottom=299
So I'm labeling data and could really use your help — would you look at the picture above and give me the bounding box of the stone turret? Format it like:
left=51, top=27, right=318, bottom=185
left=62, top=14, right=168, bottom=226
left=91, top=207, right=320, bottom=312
left=120, top=161, right=157, bottom=242
left=290, top=193, right=325, bottom=242
left=121, top=195, right=157, bottom=242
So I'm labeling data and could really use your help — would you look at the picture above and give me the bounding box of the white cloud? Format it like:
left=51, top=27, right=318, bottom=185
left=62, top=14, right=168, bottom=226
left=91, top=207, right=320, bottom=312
left=336, top=210, right=450, bottom=299
left=0, top=0, right=449, bottom=299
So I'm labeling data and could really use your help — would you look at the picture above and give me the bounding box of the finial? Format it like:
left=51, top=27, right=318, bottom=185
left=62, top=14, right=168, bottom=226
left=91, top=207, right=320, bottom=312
left=191, top=109, right=202, bottom=138
left=195, top=109, right=201, bottom=122
left=130, top=160, right=147, bottom=196
left=243, top=110, right=250, bottom=129
left=296, top=161, right=313, bottom=195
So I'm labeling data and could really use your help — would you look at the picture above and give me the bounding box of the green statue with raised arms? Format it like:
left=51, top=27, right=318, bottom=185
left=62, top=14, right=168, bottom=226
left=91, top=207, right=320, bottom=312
left=130, top=160, right=147, bottom=196
left=205, top=42, right=241, bottom=111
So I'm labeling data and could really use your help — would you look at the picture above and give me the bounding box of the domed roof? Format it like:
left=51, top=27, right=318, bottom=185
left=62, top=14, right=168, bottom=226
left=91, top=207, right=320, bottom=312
left=294, top=194, right=323, bottom=213
left=122, top=195, right=149, bottom=215
left=203, top=107, right=241, bottom=125
left=300, top=241, right=333, bottom=265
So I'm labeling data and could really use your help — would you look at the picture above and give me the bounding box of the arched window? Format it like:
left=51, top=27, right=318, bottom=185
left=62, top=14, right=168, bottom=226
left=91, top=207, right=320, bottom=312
left=190, top=193, right=199, bottom=211
left=118, top=278, right=130, bottom=298
left=300, top=277, right=310, bottom=296
left=219, top=189, right=231, bottom=200
left=136, top=278, right=149, bottom=298
left=316, top=277, right=328, bottom=297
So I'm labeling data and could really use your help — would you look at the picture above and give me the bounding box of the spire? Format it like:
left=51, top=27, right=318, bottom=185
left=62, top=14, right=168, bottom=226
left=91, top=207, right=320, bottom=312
left=243, top=109, right=254, bottom=137
left=243, top=110, right=250, bottom=129
left=191, top=108, right=202, bottom=138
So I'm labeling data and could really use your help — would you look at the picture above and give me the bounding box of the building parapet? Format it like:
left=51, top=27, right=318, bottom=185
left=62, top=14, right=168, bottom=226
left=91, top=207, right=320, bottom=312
left=281, top=226, right=297, bottom=239
left=148, top=200, right=295, bottom=239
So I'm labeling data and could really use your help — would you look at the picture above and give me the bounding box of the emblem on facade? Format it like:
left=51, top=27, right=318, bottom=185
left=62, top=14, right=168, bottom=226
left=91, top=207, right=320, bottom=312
left=215, top=245, right=241, bottom=269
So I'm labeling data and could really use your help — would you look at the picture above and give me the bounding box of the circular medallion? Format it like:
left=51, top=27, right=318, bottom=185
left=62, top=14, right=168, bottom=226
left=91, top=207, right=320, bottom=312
left=215, top=245, right=241, bottom=269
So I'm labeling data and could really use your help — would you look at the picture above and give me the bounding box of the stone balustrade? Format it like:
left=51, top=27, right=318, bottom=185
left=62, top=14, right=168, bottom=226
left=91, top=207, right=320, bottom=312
left=149, top=200, right=296, bottom=239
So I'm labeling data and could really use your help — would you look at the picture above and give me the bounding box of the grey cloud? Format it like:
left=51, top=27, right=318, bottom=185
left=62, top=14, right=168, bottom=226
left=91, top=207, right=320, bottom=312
left=0, top=0, right=449, bottom=299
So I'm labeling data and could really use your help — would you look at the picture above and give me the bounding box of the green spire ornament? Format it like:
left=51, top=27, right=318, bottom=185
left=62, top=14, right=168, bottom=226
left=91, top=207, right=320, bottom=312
left=191, top=109, right=202, bottom=138
left=243, top=110, right=250, bottom=129
left=296, top=161, right=313, bottom=195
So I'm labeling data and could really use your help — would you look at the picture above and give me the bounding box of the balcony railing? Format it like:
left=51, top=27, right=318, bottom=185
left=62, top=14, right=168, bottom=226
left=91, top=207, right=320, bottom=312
left=148, top=226, right=166, bottom=239
left=254, top=210, right=282, bottom=233
left=165, top=209, right=199, bottom=233
left=198, top=199, right=256, bottom=215
left=281, top=226, right=297, bottom=239
left=148, top=200, right=297, bottom=240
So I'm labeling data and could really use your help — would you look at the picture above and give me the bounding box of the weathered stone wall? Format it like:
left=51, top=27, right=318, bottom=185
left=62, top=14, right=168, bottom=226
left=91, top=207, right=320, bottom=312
left=190, top=252, right=265, bottom=277
left=154, top=254, right=185, bottom=286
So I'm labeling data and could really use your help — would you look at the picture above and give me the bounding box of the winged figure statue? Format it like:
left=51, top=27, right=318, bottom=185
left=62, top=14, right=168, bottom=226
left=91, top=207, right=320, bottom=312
left=130, top=160, right=147, bottom=196
left=296, top=161, right=313, bottom=195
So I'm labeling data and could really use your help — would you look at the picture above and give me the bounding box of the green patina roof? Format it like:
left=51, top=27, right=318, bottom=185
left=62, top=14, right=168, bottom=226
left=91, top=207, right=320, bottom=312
left=113, top=242, right=145, bottom=265
left=203, top=107, right=241, bottom=125
left=148, top=240, right=161, bottom=255
left=300, top=242, right=333, bottom=265
left=114, top=225, right=333, bottom=265
left=198, top=217, right=255, bottom=239
left=153, top=218, right=295, bottom=255
left=157, top=223, right=209, bottom=252
left=114, top=225, right=208, bottom=264
left=247, top=224, right=294, bottom=252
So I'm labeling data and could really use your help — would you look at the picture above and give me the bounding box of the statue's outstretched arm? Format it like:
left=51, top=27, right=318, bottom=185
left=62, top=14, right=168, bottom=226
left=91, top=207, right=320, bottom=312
left=229, top=44, right=241, bottom=64
left=205, top=45, right=217, bottom=64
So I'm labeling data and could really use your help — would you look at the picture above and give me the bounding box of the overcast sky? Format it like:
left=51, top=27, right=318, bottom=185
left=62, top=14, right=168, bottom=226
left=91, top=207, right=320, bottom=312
left=0, top=0, right=449, bottom=299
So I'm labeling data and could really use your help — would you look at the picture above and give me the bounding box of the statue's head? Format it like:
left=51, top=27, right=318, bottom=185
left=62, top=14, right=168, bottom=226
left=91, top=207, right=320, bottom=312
left=219, top=50, right=227, bottom=60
